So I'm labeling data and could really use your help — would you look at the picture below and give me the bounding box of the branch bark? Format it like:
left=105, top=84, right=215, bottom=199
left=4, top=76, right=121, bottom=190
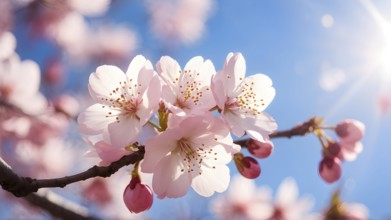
left=0, top=117, right=318, bottom=197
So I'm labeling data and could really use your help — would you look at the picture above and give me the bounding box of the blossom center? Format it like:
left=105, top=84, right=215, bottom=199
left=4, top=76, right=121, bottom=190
left=225, top=81, right=266, bottom=116
left=174, top=69, right=210, bottom=109
left=174, top=138, right=218, bottom=175
left=101, top=79, right=143, bottom=123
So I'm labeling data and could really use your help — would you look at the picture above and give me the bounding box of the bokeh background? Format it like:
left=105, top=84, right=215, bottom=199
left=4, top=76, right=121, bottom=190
left=2, top=0, right=391, bottom=219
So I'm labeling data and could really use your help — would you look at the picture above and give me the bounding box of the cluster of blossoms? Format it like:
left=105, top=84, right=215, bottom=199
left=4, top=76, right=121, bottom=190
left=211, top=175, right=368, bottom=220
left=0, top=31, right=79, bottom=177
left=317, top=119, right=365, bottom=183
left=78, top=52, right=277, bottom=212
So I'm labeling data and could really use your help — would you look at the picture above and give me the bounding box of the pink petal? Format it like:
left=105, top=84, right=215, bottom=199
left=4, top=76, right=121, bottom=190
left=152, top=155, right=191, bottom=199
left=107, top=116, right=141, bottom=148
left=191, top=164, right=230, bottom=197
left=78, top=103, right=118, bottom=135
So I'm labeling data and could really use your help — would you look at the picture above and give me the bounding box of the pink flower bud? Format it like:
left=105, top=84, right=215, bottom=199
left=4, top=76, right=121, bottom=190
left=335, top=119, right=365, bottom=143
left=234, top=154, right=261, bottom=179
left=326, top=141, right=341, bottom=158
left=319, top=157, right=342, bottom=184
left=123, top=177, right=153, bottom=213
left=246, top=139, right=274, bottom=159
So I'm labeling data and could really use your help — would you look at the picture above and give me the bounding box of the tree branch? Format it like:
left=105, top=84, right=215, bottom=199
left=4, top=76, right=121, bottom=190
left=0, top=117, right=318, bottom=198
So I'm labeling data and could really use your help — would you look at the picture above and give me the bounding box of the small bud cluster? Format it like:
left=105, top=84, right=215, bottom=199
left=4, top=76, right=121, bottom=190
left=318, top=119, right=365, bottom=183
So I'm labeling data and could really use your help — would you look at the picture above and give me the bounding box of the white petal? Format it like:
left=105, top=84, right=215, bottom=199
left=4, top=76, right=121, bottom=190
left=191, top=164, right=230, bottom=197
left=156, top=56, right=181, bottom=88
left=223, top=52, right=246, bottom=97
left=275, top=177, right=299, bottom=207
left=78, top=103, right=118, bottom=135
left=243, top=74, right=275, bottom=111
left=126, top=55, right=148, bottom=81
left=88, top=65, right=126, bottom=102
left=107, top=116, right=141, bottom=148
left=152, top=155, right=191, bottom=199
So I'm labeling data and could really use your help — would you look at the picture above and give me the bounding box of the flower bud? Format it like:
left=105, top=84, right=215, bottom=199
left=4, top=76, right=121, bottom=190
left=246, top=139, right=273, bottom=159
left=234, top=153, right=261, bottom=179
left=326, top=141, right=341, bottom=158
left=335, top=119, right=365, bottom=143
left=319, top=157, right=342, bottom=184
left=123, top=176, right=153, bottom=213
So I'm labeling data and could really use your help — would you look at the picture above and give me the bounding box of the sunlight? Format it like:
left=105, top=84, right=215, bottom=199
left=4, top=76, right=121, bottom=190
left=360, top=0, right=391, bottom=85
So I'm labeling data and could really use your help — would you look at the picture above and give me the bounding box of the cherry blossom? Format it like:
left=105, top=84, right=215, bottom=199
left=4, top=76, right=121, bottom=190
left=335, top=119, right=365, bottom=144
left=78, top=55, right=161, bottom=148
left=141, top=114, right=240, bottom=198
left=145, top=0, right=213, bottom=44
left=0, top=55, right=47, bottom=115
left=212, top=52, right=277, bottom=142
left=156, top=55, right=216, bottom=115
left=211, top=176, right=315, bottom=220
left=211, top=175, right=273, bottom=220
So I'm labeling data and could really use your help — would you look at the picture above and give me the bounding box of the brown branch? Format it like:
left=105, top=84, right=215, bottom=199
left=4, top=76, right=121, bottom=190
left=235, top=116, right=318, bottom=147
left=0, top=117, right=318, bottom=197
left=0, top=149, right=144, bottom=197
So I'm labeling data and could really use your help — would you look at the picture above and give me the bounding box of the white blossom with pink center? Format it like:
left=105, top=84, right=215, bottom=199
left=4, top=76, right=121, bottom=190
left=212, top=52, right=277, bottom=142
left=156, top=55, right=216, bottom=115
left=269, top=178, right=315, bottom=220
left=211, top=175, right=273, bottom=220
left=78, top=55, right=161, bottom=149
left=141, top=114, right=240, bottom=198
left=0, top=54, right=47, bottom=115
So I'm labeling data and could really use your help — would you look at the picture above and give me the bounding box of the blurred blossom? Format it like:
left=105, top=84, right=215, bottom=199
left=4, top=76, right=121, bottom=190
left=47, top=12, right=90, bottom=61
left=211, top=176, right=315, bottom=220
left=323, top=191, right=369, bottom=220
left=90, top=25, right=138, bottom=62
left=321, top=14, right=334, bottom=28
left=82, top=178, right=113, bottom=206
left=319, top=65, right=346, bottom=92
left=44, top=58, right=65, bottom=86
left=67, top=0, right=111, bottom=16
left=377, top=93, right=391, bottom=115
left=0, top=0, right=12, bottom=35
left=7, top=138, right=74, bottom=178
left=335, top=119, right=365, bottom=161
left=211, top=175, right=273, bottom=220
left=52, top=94, right=80, bottom=118
left=0, top=32, right=16, bottom=60
left=0, top=54, right=47, bottom=115
left=145, top=0, right=214, bottom=45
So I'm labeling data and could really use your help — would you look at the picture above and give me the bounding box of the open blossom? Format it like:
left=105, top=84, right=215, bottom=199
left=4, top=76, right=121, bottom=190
left=212, top=52, right=277, bottom=142
left=78, top=55, right=161, bottom=148
left=335, top=119, right=365, bottom=161
left=141, top=114, right=240, bottom=198
left=156, top=55, right=216, bottom=115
